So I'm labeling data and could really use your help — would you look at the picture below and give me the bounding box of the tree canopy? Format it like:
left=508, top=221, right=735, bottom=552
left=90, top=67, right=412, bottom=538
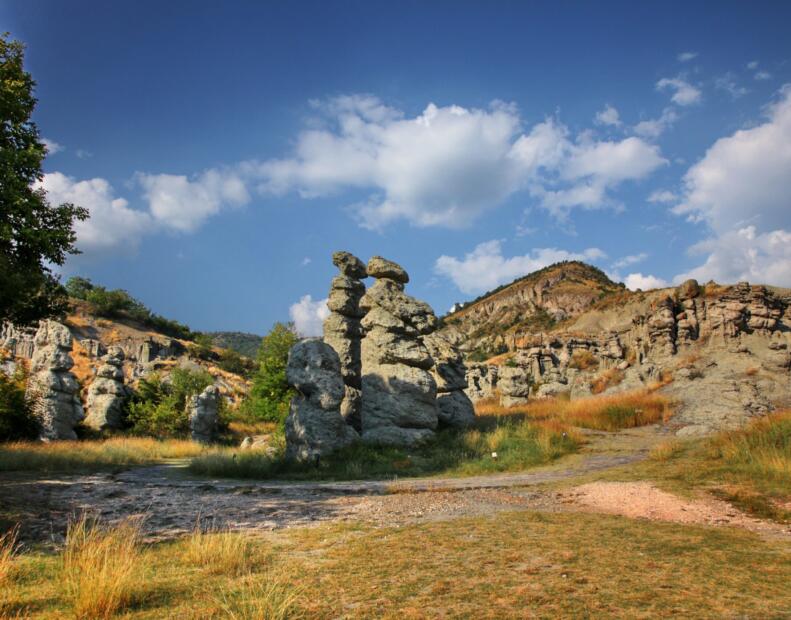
left=0, top=33, right=88, bottom=325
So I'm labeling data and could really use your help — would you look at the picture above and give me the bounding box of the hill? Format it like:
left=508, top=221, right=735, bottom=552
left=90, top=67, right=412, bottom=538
left=442, top=261, right=623, bottom=360
left=207, top=331, right=262, bottom=358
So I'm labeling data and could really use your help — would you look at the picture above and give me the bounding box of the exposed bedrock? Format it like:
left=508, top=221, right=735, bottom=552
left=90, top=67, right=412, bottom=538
left=84, top=346, right=130, bottom=431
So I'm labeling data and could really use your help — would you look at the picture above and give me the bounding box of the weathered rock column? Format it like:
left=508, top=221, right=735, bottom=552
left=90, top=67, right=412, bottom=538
left=323, top=251, right=367, bottom=430
left=359, top=256, right=439, bottom=446
left=424, top=333, right=475, bottom=428
left=26, top=320, right=84, bottom=440
left=188, top=384, right=220, bottom=444
left=285, top=338, right=359, bottom=461
left=85, top=346, right=129, bottom=431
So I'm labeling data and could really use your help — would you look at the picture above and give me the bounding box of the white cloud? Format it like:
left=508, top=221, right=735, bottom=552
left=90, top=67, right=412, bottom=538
left=715, top=73, right=749, bottom=99
left=623, top=273, right=669, bottom=291
left=633, top=107, right=678, bottom=139
left=41, top=138, right=64, bottom=155
left=675, top=226, right=791, bottom=285
left=301, top=257, right=312, bottom=266
left=612, top=253, right=648, bottom=269
left=434, top=239, right=605, bottom=295
left=677, top=52, right=698, bottom=62
left=656, top=77, right=702, bottom=106
left=595, top=104, right=621, bottom=127
left=747, top=61, right=759, bottom=70
left=755, top=71, right=772, bottom=81
left=75, top=149, right=92, bottom=159
left=289, top=295, right=330, bottom=337
left=36, top=172, right=152, bottom=255
left=258, top=95, right=667, bottom=228
left=647, top=190, right=677, bottom=203
left=674, top=86, right=791, bottom=234
left=137, top=168, right=250, bottom=233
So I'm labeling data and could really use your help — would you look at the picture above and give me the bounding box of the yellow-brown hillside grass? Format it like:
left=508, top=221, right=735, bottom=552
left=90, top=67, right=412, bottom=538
left=0, top=437, right=219, bottom=473
left=183, top=525, right=259, bottom=576
left=475, top=389, right=672, bottom=432
left=568, top=349, right=599, bottom=370
left=63, top=515, right=143, bottom=619
left=0, top=525, right=20, bottom=614
left=590, top=368, right=625, bottom=394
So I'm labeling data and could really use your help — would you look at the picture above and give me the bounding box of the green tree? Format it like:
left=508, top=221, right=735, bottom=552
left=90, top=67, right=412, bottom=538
left=0, top=33, right=88, bottom=325
left=64, top=276, right=94, bottom=300
left=243, top=322, right=298, bottom=423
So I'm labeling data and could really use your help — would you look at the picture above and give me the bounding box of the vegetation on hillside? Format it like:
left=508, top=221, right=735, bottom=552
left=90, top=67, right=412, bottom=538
left=0, top=34, right=88, bottom=326
left=207, top=331, right=262, bottom=358
left=65, top=277, right=195, bottom=341
left=0, top=369, right=37, bottom=442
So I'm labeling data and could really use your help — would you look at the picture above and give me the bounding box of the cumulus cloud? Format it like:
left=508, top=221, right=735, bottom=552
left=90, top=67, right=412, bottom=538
left=258, top=95, right=667, bottom=228
left=675, top=226, right=791, bottom=285
left=656, top=77, right=702, bottom=106
left=36, top=172, right=152, bottom=255
left=623, top=272, right=669, bottom=291
left=594, top=104, right=621, bottom=127
left=633, top=108, right=678, bottom=139
left=673, top=86, right=791, bottom=286
left=41, top=138, right=64, bottom=155
left=612, top=253, right=648, bottom=269
left=647, top=190, right=677, bottom=203
left=674, top=86, right=791, bottom=234
left=137, top=168, right=250, bottom=233
left=434, top=239, right=605, bottom=295
left=289, top=295, right=330, bottom=337
left=677, top=51, right=698, bottom=62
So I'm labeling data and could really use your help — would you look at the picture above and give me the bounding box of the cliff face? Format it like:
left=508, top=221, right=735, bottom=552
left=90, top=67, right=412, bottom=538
left=442, top=262, right=623, bottom=357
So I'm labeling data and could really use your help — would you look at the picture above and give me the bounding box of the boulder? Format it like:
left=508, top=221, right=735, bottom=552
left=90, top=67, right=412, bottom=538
left=284, top=339, right=358, bottom=461
left=366, top=255, right=409, bottom=284
left=188, top=385, right=220, bottom=444
left=26, top=320, right=84, bottom=440
left=84, top=346, right=130, bottom=431
left=498, top=366, right=532, bottom=407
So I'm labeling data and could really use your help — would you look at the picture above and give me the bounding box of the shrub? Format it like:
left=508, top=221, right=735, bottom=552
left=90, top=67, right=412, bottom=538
left=0, top=369, right=38, bottom=442
left=569, top=350, right=599, bottom=371
left=126, top=368, right=217, bottom=437
left=590, top=368, right=624, bottom=394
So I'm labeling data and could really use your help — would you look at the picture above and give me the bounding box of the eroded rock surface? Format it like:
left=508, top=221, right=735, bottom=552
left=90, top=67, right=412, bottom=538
left=285, top=339, right=358, bottom=461
left=85, top=346, right=129, bottom=431
left=26, top=321, right=84, bottom=440
left=424, top=333, right=475, bottom=428
left=188, top=385, right=220, bottom=444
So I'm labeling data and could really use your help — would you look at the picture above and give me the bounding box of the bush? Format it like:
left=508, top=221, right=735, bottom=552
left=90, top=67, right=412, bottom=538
left=569, top=349, right=599, bottom=370
left=239, top=323, right=298, bottom=423
left=126, top=368, right=217, bottom=437
left=0, top=369, right=38, bottom=442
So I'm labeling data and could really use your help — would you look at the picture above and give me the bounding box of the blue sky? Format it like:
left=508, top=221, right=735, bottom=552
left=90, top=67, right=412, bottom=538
left=3, top=1, right=791, bottom=335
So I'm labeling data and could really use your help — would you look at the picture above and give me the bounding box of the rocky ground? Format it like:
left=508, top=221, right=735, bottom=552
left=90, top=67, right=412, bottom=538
left=3, top=426, right=788, bottom=547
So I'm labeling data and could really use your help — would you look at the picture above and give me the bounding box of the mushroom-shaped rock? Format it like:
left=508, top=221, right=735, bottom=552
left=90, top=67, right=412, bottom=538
left=366, top=256, right=409, bottom=284
left=285, top=339, right=359, bottom=461
left=332, top=251, right=368, bottom=279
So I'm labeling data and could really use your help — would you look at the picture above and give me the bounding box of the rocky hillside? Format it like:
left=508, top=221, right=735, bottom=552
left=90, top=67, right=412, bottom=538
left=442, top=261, right=623, bottom=359
left=208, top=331, right=262, bottom=358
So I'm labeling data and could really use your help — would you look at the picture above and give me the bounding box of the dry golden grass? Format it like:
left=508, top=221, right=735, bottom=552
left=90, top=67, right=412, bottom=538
left=568, top=349, right=599, bottom=370
left=675, top=351, right=701, bottom=369
left=69, top=339, right=96, bottom=386
left=0, top=526, right=20, bottom=613
left=63, top=515, right=143, bottom=619
left=213, top=573, right=302, bottom=620
left=182, top=526, right=258, bottom=576
left=745, top=366, right=760, bottom=377
left=590, top=368, right=625, bottom=394
left=476, top=389, right=672, bottom=432
left=0, top=437, right=219, bottom=473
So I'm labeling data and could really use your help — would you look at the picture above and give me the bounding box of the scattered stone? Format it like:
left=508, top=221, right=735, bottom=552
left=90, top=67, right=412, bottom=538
left=188, top=385, right=220, bottom=444
left=26, top=320, right=84, bottom=440
left=85, top=346, right=129, bottom=431
left=285, top=339, right=358, bottom=461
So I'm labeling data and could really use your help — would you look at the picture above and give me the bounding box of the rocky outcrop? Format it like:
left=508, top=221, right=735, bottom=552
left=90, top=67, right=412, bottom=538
left=360, top=257, right=439, bottom=446
left=424, top=333, right=475, bottom=428
left=497, top=366, right=532, bottom=407
left=84, top=346, right=129, bottom=431
left=465, top=363, right=498, bottom=401
left=1, top=322, right=36, bottom=359
left=323, top=251, right=367, bottom=430
left=285, top=338, right=358, bottom=461
left=188, top=384, right=220, bottom=444
left=26, top=321, right=84, bottom=440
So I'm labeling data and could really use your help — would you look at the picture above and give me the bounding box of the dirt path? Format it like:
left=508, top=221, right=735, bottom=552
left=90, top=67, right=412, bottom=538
left=2, top=425, right=787, bottom=543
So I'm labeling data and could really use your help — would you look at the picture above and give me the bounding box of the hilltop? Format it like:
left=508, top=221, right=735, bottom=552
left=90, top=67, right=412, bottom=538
left=442, top=261, right=624, bottom=360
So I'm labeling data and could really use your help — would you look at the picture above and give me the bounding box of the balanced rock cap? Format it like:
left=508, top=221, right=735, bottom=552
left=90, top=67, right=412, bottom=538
left=366, top=256, right=409, bottom=284
left=332, top=251, right=367, bottom=279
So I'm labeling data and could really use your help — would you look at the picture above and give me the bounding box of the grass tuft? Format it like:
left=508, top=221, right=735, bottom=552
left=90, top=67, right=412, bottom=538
left=183, top=525, right=257, bottom=576
left=214, top=573, right=302, bottom=620
left=63, top=515, right=143, bottom=619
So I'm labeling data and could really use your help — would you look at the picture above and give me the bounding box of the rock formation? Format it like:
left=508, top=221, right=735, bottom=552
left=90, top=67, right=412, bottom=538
left=359, top=256, right=439, bottom=446
left=188, top=384, right=221, bottom=443
left=285, top=338, right=358, bottom=461
left=323, top=251, right=367, bottom=430
left=26, top=320, right=84, bottom=440
left=84, top=346, right=129, bottom=431
left=424, top=333, right=474, bottom=428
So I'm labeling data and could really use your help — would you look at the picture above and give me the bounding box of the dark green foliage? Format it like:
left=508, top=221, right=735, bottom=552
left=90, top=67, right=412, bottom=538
left=239, top=323, right=298, bottom=423
left=126, top=368, right=217, bottom=437
left=0, top=369, right=38, bottom=441
left=216, top=348, right=255, bottom=377
left=206, top=331, right=262, bottom=358
left=467, top=342, right=508, bottom=363
left=188, top=333, right=216, bottom=361
left=0, top=34, right=89, bottom=325
left=65, top=276, right=194, bottom=340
